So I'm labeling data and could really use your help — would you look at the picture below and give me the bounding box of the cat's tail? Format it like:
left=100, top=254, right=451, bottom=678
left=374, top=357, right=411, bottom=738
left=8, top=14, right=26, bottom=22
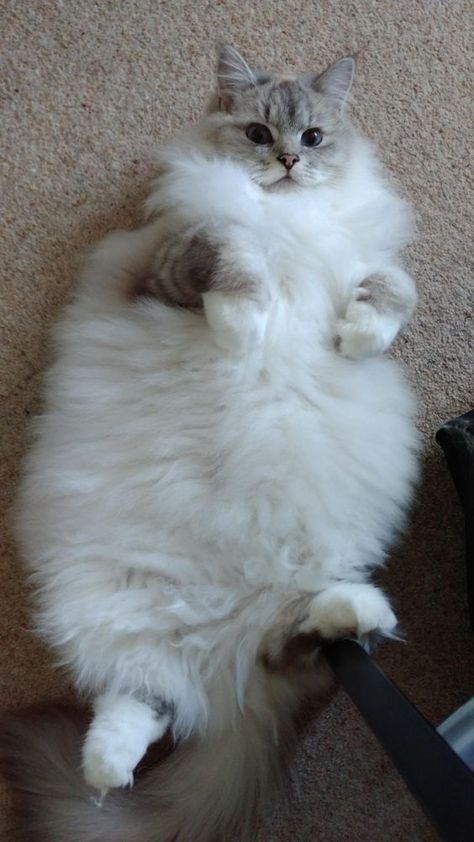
left=0, top=697, right=297, bottom=842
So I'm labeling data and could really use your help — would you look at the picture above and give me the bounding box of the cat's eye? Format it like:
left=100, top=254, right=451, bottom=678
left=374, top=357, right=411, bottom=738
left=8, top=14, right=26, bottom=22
left=301, top=128, right=323, bottom=148
left=245, top=123, right=273, bottom=145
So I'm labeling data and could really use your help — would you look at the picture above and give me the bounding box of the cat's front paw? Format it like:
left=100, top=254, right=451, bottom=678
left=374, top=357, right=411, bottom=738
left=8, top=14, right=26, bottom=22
left=336, top=289, right=400, bottom=359
left=203, top=290, right=268, bottom=353
left=299, top=582, right=397, bottom=641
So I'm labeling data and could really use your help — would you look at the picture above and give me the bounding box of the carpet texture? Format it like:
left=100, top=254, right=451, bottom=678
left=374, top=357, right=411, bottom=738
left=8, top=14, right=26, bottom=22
left=1, top=2, right=473, bottom=840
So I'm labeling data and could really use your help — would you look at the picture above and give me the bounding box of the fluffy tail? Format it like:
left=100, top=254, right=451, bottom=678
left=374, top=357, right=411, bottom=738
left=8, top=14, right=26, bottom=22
left=0, top=702, right=296, bottom=842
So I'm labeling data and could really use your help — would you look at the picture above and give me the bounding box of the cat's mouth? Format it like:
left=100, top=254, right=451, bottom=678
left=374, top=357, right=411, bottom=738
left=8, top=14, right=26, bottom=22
left=266, top=175, right=300, bottom=192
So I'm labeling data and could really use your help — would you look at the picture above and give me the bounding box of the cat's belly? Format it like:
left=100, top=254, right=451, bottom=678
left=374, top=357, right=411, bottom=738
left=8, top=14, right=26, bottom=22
left=187, top=350, right=417, bottom=586
left=20, top=299, right=417, bottom=601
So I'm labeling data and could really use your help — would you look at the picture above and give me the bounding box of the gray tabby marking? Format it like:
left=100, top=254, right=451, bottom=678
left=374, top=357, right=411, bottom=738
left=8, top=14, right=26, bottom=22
left=134, top=228, right=219, bottom=309
left=357, top=273, right=412, bottom=316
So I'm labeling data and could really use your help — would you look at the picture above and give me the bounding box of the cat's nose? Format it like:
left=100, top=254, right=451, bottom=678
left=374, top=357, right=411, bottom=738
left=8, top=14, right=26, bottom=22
left=277, top=153, right=300, bottom=171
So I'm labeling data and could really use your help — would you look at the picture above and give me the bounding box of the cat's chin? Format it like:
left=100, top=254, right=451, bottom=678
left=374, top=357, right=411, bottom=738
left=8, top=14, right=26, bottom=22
left=264, top=177, right=302, bottom=193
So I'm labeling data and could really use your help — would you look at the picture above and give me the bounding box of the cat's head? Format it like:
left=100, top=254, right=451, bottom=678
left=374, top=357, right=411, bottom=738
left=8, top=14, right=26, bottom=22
left=204, top=45, right=355, bottom=190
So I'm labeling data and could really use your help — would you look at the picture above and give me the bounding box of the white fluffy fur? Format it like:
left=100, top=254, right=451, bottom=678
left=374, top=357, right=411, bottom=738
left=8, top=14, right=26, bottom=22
left=15, top=132, right=418, bottom=837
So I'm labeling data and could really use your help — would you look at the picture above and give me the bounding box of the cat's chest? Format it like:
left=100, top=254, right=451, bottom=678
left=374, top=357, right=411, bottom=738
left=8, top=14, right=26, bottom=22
left=260, top=198, right=361, bottom=288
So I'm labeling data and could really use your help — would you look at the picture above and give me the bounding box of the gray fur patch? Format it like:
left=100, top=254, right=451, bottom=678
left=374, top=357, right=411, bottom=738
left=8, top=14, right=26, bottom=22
left=266, top=80, right=311, bottom=131
left=358, top=273, right=410, bottom=315
left=133, top=228, right=219, bottom=309
left=132, top=226, right=262, bottom=311
left=149, top=697, right=175, bottom=721
left=134, top=691, right=175, bottom=721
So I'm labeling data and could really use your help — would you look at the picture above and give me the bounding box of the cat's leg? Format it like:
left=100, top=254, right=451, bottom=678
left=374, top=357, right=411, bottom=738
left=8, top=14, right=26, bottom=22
left=132, top=220, right=272, bottom=351
left=82, top=692, right=172, bottom=793
left=337, top=267, right=416, bottom=359
left=203, top=223, right=272, bottom=353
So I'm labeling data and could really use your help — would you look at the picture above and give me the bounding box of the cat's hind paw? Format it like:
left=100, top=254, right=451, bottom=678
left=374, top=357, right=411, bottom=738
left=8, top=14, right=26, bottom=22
left=299, top=582, right=398, bottom=642
left=83, top=742, right=135, bottom=793
left=82, top=695, right=171, bottom=794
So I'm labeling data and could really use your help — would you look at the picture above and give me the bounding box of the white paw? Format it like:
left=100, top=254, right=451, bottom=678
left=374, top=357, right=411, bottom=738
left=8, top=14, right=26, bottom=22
left=336, top=299, right=400, bottom=359
left=82, top=695, right=171, bottom=793
left=83, top=740, right=135, bottom=791
left=299, top=583, right=397, bottom=641
left=203, top=290, right=268, bottom=353
left=82, top=726, right=138, bottom=792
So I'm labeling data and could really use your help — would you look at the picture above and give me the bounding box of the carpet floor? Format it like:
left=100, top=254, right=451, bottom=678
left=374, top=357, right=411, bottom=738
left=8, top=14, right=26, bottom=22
left=1, top=1, right=473, bottom=839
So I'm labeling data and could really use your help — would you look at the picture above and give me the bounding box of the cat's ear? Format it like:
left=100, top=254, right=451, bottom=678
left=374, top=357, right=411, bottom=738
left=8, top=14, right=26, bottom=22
left=217, top=45, right=258, bottom=112
left=307, top=57, right=355, bottom=108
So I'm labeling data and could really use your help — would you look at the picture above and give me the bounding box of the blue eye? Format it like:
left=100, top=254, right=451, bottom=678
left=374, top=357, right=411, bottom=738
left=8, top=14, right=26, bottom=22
left=245, top=123, right=273, bottom=145
left=301, top=128, right=323, bottom=147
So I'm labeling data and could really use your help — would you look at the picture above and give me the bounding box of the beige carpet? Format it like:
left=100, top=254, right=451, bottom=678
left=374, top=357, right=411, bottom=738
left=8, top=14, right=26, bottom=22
left=1, top=1, right=473, bottom=839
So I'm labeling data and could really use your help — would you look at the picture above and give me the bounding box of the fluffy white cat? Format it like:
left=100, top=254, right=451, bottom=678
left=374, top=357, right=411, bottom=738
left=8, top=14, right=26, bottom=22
left=3, top=46, right=418, bottom=841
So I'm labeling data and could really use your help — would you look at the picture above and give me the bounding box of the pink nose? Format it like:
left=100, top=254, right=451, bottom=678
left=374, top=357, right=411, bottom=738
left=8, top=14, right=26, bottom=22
left=277, top=153, right=300, bottom=170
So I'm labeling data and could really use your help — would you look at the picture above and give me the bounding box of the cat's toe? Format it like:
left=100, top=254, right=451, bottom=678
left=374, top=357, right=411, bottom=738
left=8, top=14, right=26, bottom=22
left=83, top=745, right=134, bottom=792
left=300, top=583, right=397, bottom=641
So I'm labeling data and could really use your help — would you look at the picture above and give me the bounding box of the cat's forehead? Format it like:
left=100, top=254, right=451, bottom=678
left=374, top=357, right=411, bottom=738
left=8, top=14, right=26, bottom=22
left=255, top=78, right=320, bottom=130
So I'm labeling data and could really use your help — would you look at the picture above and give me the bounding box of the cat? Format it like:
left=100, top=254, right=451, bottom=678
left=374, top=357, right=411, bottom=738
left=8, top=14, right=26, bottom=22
left=1, top=45, right=419, bottom=842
